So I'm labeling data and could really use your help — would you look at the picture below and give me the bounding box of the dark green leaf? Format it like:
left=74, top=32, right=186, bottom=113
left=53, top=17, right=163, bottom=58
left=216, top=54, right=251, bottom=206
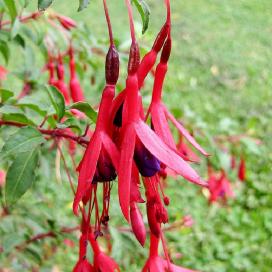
left=0, top=126, right=45, bottom=161
left=17, top=96, right=48, bottom=117
left=132, top=0, right=150, bottom=34
left=3, top=0, right=17, bottom=22
left=69, top=101, right=97, bottom=122
left=2, top=233, right=24, bottom=253
left=57, top=117, right=82, bottom=133
left=5, top=148, right=39, bottom=206
left=44, top=85, right=65, bottom=120
left=38, top=0, right=53, bottom=11
left=13, top=34, right=25, bottom=47
left=78, top=0, right=90, bottom=12
left=0, top=40, right=10, bottom=63
left=0, top=89, right=14, bottom=103
left=2, top=113, right=35, bottom=125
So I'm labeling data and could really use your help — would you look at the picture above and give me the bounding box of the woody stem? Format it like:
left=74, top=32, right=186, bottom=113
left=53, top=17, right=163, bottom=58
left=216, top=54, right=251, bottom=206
left=0, top=120, right=89, bottom=146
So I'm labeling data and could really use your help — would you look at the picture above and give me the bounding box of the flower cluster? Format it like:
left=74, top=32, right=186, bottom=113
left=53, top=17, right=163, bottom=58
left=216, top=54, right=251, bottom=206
left=68, top=0, right=208, bottom=271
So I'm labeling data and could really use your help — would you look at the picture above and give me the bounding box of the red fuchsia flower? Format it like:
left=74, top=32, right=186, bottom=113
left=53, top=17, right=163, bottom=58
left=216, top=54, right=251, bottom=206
left=73, top=45, right=120, bottom=217
left=73, top=2, right=121, bottom=239
left=17, top=81, right=32, bottom=99
left=109, top=0, right=171, bottom=128
left=73, top=233, right=94, bottom=272
left=238, top=155, right=246, bottom=181
left=63, top=238, right=75, bottom=248
left=143, top=233, right=198, bottom=272
left=55, top=54, right=70, bottom=104
left=230, top=155, right=236, bottom=169
left=69, top=46, right=85, bottom=102
left=55, top=14, right=77, bottom=30
left=0, top=170, right=6, bottom=187
left=177, top=136, right=200, bottom=163
left=87, top=215, right=120, bottom=272
left=93, top=250, right=120, bottom=272
left=145, top=36, right=208, bottom=160
left=47, top=54, right=55, bottom=85
left=117, top=0, right=207, bottom=223
left=182, top=214, right=194, bottom=228
left=208, top=167, right=234, bottom=204
left=0, top=65, right=8, bottom=81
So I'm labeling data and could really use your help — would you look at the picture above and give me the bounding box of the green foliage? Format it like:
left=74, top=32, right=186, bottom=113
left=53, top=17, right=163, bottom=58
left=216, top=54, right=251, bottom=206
left=5, top=148, right=39, bottom=206
left=0, top=0, right=271, bottom=271
left=0, top=126, right=45, bottom=161
left=44, top=85, right=65, bottom=121
left=3, top=0, right=17, bottom=21
left=38, top=0, right=53, bottom=11
left=78, top=0, right=90, bottom=12
left=132, top=0, right=150, bottom=34
left=69, top=101, right=97, bottom=122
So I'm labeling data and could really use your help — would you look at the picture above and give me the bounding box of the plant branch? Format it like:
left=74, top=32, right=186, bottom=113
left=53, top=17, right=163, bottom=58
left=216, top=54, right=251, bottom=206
left=0, top=120, right=89, bottom=147
left=15, top=226, right=80, bottom=251
left=0, top=11, right=42, bottom=27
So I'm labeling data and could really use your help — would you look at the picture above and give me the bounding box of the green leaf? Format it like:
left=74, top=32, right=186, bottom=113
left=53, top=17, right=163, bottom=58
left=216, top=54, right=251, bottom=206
left=44, top=85, right=65, bottom=120
left=3, top=0, right=17, bottom=22
left=2, top=233, right=24, bottom=253
left=38, top=0, right=53, bottom=11
left=78, top=0, right=90, bottom=12
left=132, top=0, right=150, bottom=34
left=13, top=34, right=25, bottom=47
left=0, top=40, right=10, bottom=63
left=11, top=17, right=21, bottom=39
left=0, top=126, right=45, bottom=161
left=69, top=101, right=97, bottom=122
left=1, top=113, right=35, bottom=125
left=57, top=117, right=82, bottom=133
left=0, top=89, right=13, bottom=103
left=17, top=97, right=48, bottom=117
left=5, top=148, right=39, bottom=206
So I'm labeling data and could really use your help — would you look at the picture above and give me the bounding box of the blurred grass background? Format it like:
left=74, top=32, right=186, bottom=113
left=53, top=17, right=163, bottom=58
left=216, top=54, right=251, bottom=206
left=1, top=0, right=272, bottom=271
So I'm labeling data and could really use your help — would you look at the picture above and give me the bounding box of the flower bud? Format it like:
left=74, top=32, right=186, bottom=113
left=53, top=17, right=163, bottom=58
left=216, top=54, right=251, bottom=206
left=152, top=23, right=170, bottom=53
left=130, top=202, right=146, bottom=246
left=128, top=42, right=140, bottom=75
left=160, top=38, right=172, bottom=64
left=105, top=45, right=119, bottom=85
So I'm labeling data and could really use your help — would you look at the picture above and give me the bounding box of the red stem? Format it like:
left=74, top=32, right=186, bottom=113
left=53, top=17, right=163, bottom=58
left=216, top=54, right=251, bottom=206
left=103, top=0, right=114, bottom=46
left=15, top=226, right=79, bottom=250
left=0, top=11, right=42, bottom=27
left=0, top=120, right=89, bottom=146
left=125, top=0, right=136, bottom=43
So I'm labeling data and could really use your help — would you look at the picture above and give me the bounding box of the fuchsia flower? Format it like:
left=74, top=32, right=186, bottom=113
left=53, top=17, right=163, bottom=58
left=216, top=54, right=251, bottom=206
left=73, top=234, right=94, bottom=272
left=116, top=0, right=207, bottom=223
left=238, top=156, right=246, bottom=181
left=71, top=0, right=206, bottom=270
left=177, top=136, right=200, bottom=163
left=73, top=45, right=120, bottom=219
left=69, top=46, right=85, bottom=102
left=145, top=36, right=208, bottom=160
left=0, top=170, right=6, bottom=187
left=0, top=65, right=8, bottom=81
left=56, top=14, right=77, bottom=30
left=208, top=166, right=234, bottom=204
left=143, top=234, right=198, bottom=272
left=55, top=54, right=70, bottom=104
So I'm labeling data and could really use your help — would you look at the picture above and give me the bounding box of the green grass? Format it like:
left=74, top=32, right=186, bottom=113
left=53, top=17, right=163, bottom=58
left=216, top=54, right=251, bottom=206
left=1, top=0, right=272, bottom=271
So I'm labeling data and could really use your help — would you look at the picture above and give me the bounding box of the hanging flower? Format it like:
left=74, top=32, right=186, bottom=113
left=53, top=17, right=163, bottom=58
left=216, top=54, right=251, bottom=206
left=0, top=65, right=8, bottom=81
left=69, top=46, right=85, bottom=102
left=238, top=155, right=246, bottom=181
